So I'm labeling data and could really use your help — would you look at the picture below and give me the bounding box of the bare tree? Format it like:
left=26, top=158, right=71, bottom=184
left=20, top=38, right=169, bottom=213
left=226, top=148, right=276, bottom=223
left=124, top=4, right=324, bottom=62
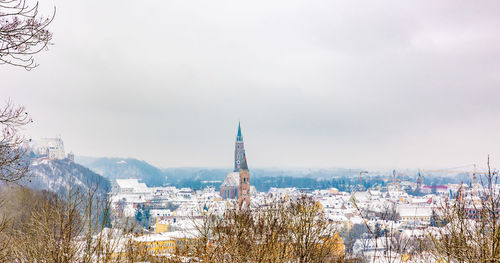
left=188, top=196, right=344, bottom=263
left=7, top=187, right=82, bottom=262
left=351, top=197, right=419, bottom=263
left=0, top=100, right=32, bottom=183
left=426, top=157, right=500, bottom=263
left=0, top=0, right=54, bottom=69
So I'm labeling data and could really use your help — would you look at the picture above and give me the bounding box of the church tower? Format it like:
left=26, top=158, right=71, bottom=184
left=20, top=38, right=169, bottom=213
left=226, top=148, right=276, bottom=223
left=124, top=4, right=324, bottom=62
left=238, top=153, right=251, bottom=209
left=234, top=122, right=245, bottom=172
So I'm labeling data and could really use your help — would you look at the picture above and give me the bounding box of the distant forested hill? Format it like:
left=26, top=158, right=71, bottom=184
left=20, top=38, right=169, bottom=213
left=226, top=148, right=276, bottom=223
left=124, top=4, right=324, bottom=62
left=76, top=156, right=165, bottom=186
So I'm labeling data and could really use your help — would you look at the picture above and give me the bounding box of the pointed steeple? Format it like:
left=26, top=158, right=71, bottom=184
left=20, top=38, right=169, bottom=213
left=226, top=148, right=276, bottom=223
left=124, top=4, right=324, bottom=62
left=234, top=121, right=245, bottom=172
left=236, top=121, right=243, bottom=141
left=241, top=153, right=248, bottom=170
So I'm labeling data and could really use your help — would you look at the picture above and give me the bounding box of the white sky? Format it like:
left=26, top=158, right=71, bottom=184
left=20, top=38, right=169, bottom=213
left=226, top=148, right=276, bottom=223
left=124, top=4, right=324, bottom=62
left=2, top=0, right=500, bottom=169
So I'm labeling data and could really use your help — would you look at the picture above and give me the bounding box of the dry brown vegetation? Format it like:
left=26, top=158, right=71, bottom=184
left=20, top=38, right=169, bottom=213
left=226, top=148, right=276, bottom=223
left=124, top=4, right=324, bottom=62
left=182, top=196, right=345, bottom=263
left=0, top=100, right=32, bottom=184
left=0, top=183, right=163, bottom=262
left=0, top=187, right=348, bottom=262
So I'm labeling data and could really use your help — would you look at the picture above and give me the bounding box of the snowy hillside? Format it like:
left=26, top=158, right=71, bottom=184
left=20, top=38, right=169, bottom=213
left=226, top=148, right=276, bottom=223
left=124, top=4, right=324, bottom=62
left=26, top=159, right=110, bottom=196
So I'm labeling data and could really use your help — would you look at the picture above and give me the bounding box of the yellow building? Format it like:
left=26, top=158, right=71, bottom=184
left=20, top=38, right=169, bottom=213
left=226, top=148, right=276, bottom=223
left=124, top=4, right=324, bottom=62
left=134, top=231, right=197, bottom=255
left=155, top=218, right=170, bottom=234
left=329, top=188, right=339, bottom=195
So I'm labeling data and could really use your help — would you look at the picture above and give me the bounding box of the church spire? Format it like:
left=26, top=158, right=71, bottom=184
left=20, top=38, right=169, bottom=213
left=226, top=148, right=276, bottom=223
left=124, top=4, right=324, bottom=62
left=236, top=121, right=243, bottom=141
left=234, top=121, right=245, bottom=172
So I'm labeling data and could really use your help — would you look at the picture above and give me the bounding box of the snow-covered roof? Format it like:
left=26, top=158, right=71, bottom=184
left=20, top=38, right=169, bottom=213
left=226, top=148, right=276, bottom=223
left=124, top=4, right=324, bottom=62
left=116, top=179, right=149, bottom=192
left=397, top=205, right=432, bottom=218
left=350, top=216, right=365, bottom=225
left=327, top=214, right=349, bottom=222
left=169, top=219, right=203, bottom=231
left=134, top=230, right=197, bottom=242
left=220, top=172, right=239, bottom=188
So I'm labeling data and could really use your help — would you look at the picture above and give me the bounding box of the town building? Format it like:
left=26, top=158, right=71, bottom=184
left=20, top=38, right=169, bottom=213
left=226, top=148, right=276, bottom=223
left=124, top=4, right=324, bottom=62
left=114, top=178, right=149, bottom=194
left=397, top=205, right=433, bottom=223
left=133, top=230, right=198, bottom=255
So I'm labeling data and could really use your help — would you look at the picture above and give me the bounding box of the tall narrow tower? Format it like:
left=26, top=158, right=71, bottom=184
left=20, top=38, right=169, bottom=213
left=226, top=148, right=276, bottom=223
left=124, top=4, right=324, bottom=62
left=238, top=153, right=251, bottom=209
left=234, top=122, right=245, bottom=172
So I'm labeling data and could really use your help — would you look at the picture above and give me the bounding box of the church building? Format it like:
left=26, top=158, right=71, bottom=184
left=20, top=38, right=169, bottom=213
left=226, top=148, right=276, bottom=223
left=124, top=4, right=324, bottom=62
left=220, top=122, right=251, bottom=207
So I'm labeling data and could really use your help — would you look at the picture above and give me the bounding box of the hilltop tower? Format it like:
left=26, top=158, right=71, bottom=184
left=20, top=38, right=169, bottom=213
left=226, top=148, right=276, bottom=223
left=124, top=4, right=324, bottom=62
left=234, top=122, right=245, bottom=172
left=238, top=153, right=251, bottom=208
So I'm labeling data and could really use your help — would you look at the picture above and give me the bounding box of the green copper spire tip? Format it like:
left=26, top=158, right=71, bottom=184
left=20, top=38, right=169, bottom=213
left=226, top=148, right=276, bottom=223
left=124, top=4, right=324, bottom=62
left=236, top=121, right=243, bottom=141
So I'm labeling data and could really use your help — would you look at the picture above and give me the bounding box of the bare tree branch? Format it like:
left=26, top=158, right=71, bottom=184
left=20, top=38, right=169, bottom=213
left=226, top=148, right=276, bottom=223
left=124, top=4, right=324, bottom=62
left=0, top=99, right=32, bottom=184
left=0, top=0, right=54, bottom=70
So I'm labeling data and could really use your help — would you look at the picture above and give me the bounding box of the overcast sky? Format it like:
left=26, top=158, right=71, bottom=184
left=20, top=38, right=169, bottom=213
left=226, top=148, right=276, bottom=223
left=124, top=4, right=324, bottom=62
left=2, top=0, right=500, bottom=169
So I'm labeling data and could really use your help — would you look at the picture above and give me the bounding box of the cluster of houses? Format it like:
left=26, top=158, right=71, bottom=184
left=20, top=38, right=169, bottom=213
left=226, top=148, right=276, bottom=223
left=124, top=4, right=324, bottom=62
left=106, top=176, right=496, bottom=262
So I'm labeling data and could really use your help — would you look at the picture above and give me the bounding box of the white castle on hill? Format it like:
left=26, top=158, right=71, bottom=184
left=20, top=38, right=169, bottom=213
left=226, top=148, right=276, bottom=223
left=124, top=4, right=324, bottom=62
left=30, top=137, right=73, bottom=161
